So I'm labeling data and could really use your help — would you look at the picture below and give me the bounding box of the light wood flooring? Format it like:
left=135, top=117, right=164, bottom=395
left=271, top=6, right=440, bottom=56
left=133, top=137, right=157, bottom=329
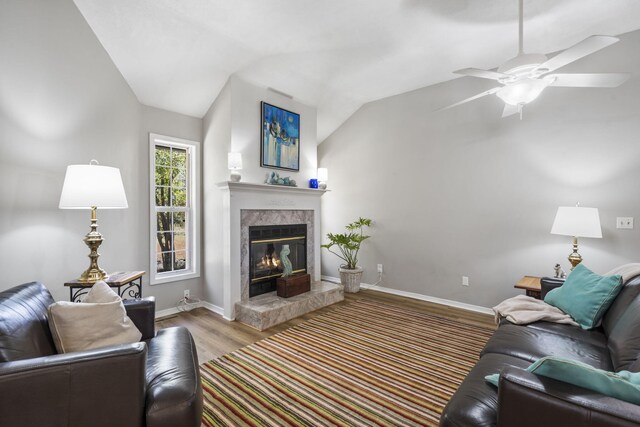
left=155, top=289, right=496, bottom=363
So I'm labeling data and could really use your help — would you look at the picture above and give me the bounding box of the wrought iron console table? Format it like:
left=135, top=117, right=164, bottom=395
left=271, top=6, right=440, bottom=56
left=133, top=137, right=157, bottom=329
left=64, top=271, right=145, bottom=302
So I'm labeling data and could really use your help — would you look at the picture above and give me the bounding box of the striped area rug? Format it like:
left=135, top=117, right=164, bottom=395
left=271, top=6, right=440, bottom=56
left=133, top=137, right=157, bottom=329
left=200, top=299, right=494, bottom=426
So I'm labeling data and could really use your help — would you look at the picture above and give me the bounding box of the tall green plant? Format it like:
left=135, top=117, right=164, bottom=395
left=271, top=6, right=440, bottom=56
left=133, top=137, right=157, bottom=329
left=321, top=217, right=372, bottom=270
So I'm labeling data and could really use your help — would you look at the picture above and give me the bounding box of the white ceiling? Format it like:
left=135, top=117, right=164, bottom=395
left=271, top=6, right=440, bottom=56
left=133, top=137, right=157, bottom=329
left=73, top=0, right=640, bottom=142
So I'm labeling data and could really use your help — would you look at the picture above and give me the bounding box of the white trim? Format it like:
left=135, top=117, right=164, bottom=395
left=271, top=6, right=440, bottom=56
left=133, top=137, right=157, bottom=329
left=201, top=301, right=225, bottom=317
left=155, top=300, right=225, bottom=320
left=149, top=133, right=201, bottom=285
left=321, top=275, right=493, bottom=315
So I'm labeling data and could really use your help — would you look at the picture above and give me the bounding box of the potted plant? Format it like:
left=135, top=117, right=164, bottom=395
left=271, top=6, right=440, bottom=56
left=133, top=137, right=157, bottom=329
left=321, top=217, right=372, bottom=293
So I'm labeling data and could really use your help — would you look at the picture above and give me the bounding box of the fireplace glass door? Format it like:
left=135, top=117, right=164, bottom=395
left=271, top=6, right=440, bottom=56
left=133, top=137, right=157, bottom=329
left=249, top=224, right=307, bottom=297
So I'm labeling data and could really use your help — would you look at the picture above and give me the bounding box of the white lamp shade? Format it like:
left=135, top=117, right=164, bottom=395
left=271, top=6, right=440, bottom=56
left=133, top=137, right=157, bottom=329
left=59, top=164, right=128, bottom=209
left=550, top=206, right=602, bottom=238
left=317, top=168, right=328, bottom=182
left=228, top=152, right=242, bottom=170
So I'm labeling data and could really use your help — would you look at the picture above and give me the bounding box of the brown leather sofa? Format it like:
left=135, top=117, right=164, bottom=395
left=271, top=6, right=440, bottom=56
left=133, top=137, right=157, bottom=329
left=0, top=282, right=203, bottom=427
left=441, top=274, right=640, bottom=427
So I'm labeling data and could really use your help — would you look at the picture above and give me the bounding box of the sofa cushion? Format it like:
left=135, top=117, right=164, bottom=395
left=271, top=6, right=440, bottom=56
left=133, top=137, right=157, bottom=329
left=0, top=282, right=57, bottom=362
left=603, top=274, right=640, bottom=337
left=440, top=353, right=530, bottom=427
left=523, top=321, right=607, bottom=348
left=488, top=356, right=640, bottom=406
left=544, top=264, right=623, bottom=330
left=607, top=294, right=640, bottom=372
left=481, top=323, right=613, bottom=370
left=47, top=281, right=141, bottom=353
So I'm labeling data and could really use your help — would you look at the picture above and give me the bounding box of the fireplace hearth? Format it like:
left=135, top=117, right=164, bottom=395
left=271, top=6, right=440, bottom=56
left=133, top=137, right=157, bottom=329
left=249, top=224, right=307, bottom=297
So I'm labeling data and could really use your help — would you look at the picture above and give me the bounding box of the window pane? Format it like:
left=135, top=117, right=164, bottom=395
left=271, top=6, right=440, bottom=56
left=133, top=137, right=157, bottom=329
left=155, top=187, right=171, bottom=207
left=155, top=166, right=171, bottom=186
left=172, top=187, right=186, bottom=207
left=157, top=252, right=173, bottom=273
left=173, top=212, right=185, bottom=232
left=157, top=231, right=173, bottom=252
left=172, top=148, right=187, bottom=169
left=155, top=146, right=171, bottom=167
left=156, top=212, right=172, bottom=232
left=174, top=233, right=186, bottom=252
left=174, top=251, right=187, bottom=270
left=172, top=168, right=186, bottom=188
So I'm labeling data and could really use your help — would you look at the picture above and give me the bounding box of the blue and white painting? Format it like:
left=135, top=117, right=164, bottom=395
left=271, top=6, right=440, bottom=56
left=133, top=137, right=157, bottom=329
left=261, top=102, right=300, bottom=171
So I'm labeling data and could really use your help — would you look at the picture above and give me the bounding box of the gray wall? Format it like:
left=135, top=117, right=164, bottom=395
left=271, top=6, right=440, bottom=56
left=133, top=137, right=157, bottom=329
left=318, top=30, right=640, bottom=309
left=0, top=0, right=204, bottom=310
left=201, top=75, right=318, bottom=308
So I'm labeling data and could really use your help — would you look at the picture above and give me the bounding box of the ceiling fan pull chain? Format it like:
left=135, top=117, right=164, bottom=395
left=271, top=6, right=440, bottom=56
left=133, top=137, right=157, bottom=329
left=518, top=104, right=523, bottom=120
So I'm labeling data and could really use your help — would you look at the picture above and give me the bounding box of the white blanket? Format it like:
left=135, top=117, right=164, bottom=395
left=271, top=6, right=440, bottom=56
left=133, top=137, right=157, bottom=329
left=492, top=295, right=579, bottom=326
left=605, top=263, right=640, bottom=283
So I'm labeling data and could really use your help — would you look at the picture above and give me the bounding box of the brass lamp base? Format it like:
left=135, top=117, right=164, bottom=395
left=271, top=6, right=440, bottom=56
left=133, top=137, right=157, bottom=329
left=77, top=207, right=108, bottom=283
left=568, top=236, right=582, bottom=270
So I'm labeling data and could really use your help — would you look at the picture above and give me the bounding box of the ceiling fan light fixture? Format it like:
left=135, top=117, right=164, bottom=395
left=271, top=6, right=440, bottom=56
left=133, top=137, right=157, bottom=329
left=496, top=78, right=549, bottom=106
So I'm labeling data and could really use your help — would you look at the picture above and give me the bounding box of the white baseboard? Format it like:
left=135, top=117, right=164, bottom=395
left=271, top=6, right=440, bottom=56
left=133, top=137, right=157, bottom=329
left=321, top=275, right=493, bottom=315
left=155, top=300, right=224, bottom=319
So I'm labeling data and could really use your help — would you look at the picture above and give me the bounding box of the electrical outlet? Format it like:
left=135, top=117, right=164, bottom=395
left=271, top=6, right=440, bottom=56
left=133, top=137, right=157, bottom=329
left=617, top=217, right=634, bottom=229
left=462, top=276, right=469, bottom=287
left=377, top=264, right=383, bottom=273
left=184, top=289, right=190, bottom=299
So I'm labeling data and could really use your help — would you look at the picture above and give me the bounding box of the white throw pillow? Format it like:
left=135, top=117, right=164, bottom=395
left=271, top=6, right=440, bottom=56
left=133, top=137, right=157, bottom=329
left=48, top=281, right=142, bottom=353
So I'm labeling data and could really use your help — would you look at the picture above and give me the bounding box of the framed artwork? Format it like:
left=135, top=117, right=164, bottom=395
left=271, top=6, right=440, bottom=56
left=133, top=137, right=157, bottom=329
left=261, top=102, right=300, bottom=171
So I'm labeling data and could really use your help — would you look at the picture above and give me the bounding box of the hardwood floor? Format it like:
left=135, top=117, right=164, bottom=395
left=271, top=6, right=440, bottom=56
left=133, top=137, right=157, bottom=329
left=155, top=289, right=496, bottom=363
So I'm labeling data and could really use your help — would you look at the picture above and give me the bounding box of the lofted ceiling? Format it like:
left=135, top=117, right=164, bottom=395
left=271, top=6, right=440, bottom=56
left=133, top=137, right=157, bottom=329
left=72, top=0, right=640, bottom=143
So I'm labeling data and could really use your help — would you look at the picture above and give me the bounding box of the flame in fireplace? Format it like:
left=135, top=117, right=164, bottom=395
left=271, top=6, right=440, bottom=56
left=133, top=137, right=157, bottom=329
left=258, top=253, right=281, bottom=270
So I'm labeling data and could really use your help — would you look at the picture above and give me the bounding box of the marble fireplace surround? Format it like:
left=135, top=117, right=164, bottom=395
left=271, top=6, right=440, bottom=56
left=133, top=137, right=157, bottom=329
left=217, top=182, right=326, bottom=320
left=240, top=209, right=315, bottom=301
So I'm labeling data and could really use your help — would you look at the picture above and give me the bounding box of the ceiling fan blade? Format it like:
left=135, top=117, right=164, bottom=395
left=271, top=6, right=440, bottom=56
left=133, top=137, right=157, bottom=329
left=534, top=35, right=619, bottom=74
left=454, top=68, right=510, bottom=81
left=502, top=104, right=519, bottom=118
left=436, top=87, right=501, bottom=112
left=547, top=73, right=630, bottom=88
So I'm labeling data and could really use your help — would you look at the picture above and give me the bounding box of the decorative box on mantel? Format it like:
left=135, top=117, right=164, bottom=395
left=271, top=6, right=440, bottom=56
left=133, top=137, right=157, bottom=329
left=217, top=181, right=339, bottom=329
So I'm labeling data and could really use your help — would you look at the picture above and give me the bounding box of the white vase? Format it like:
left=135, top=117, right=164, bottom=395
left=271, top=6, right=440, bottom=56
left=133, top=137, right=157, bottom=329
left=339, top=266, right=363, bottom=293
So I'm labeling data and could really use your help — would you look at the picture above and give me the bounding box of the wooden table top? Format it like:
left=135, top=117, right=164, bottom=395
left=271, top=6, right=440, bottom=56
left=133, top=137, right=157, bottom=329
left=64, top=271, right=145, bottom=287
left=514, top=275, right=541, bottom=291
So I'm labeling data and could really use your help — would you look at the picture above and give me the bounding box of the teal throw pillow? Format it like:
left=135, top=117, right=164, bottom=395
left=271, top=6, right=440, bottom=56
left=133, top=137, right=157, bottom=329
left=544, top=263, right=623, bottom=329
left=485, top=373, right=499, bottom=387
left=485, top=357, right=640, bottom=405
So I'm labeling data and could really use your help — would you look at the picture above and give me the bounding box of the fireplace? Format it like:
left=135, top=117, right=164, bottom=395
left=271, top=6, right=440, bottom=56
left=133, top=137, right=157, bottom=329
left=249, top=224, right=307, bottom=297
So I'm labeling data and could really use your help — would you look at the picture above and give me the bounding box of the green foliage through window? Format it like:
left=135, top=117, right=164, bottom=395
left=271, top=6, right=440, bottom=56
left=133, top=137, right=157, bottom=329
left=155, top=145, right=189, bottom=274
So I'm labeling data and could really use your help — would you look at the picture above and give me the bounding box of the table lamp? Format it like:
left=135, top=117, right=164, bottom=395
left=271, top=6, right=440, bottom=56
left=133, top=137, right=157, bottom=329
left=228, top=152, right=242, bottom=182
left=550, top=205, right=602, bottom=270
left=317, top=168, right=328, bottom=190
left=59, top=160, right=128, bottom=283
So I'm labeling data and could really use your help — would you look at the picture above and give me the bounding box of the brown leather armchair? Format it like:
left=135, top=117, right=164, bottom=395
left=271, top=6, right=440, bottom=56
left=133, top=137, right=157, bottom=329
left=0, top=282, right=202, bottom=427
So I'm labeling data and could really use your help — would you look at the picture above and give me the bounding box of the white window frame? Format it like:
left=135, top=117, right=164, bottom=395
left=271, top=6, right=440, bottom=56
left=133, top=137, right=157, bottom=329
left=149, top=133, right=200, bottom=285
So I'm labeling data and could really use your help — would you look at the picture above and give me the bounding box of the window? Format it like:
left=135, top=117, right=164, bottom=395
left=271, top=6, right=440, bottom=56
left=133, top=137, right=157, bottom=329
left=149, top=133, right=200, bottom=284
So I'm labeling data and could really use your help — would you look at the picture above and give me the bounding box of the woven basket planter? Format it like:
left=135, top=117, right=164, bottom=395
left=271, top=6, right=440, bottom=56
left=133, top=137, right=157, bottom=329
left=339, top=266, right=363, bottom=293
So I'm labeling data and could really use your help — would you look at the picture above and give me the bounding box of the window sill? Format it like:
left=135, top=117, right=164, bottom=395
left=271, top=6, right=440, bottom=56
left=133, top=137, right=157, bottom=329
left=150, top=270, right=200, bottom=286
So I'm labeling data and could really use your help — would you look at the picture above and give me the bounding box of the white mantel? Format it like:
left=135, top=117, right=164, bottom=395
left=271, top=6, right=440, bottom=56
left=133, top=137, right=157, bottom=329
left=217, top=181, right=327, bottom=319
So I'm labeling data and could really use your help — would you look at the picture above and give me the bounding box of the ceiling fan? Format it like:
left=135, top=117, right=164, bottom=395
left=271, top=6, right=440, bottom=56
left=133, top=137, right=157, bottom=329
left=439, top=0, right=630, bottom=118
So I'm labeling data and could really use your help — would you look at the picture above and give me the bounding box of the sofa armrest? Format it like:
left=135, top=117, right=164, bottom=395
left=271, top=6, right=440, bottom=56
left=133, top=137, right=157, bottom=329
left=124, top=296, right=156, bottom=340
left=497, top=366, right=640, bottom=426
left=0, top=343, right=147, bottom=426
left=540, top=277, right=565, bottom=299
